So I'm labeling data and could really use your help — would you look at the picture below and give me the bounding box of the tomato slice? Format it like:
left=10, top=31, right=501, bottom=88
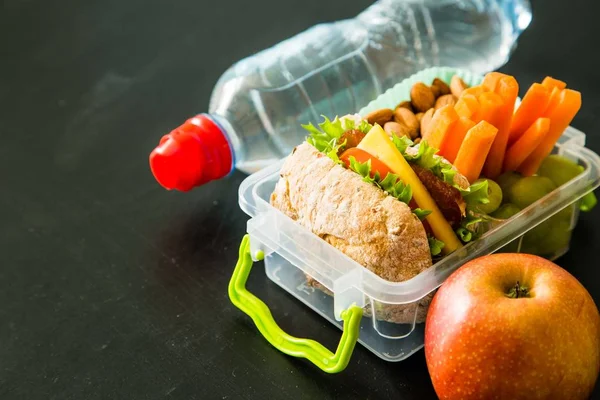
left=339, top=147, right=393, bottom=180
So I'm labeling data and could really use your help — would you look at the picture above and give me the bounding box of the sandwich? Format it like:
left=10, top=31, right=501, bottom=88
left=270, top=114, right=489, bottom=323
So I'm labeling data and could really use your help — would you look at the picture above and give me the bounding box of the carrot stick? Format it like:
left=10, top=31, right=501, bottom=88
left=439, top=117, right=476, bottom=164
left=482, top=72, right=506, bottom=92
left=455, top=94, right=480, bottom=120
left=508, top=83, right=551, bottom=146
left=542, top=77, right=567, bottom=91
left=546, top=86, right=563, bottom=110
left=422, top=105, right=458, bottom=150
left=454, top=121, right=498, bottom=184
left=477, top=91, right=504, bottom=125
left=482, top=76, right=518, bottom=179
left=503, top=117, right=550, bottom=172
left=518, top=89, right=582, bottom=176
left=461, top=86, right=486, bottom=98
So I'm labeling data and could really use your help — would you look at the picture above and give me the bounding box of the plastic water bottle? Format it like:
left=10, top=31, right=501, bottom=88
left=149, top=0, right=532, bottom=191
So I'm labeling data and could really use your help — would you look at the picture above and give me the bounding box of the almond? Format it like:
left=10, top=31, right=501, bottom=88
left=435, top=94, right=457, bottom=110
left=415, top=112, right=424, bottom=122
left=384, top=121, right=410, bottom=138
left=431, top=78, right=450, bottom=96
left=450, top=75, right=468, bottom=97
left=420, top=108, right=435, bottom=136
left=431, top=85, right=441, bottom=98
left=365, top=108, right=394, bottom=126
left=395, top=101, right=414, bottom=112
left=394, top=107, right=419, bottom=137
left=414, top=137, right=422, bottom=144
left=410, top=82, right=435, bottom=112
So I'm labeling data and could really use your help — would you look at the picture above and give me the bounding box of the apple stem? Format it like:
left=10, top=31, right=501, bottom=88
left=507, top=281, right=529, bottom=298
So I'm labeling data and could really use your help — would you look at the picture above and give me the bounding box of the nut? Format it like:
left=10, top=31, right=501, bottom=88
left=365, top=108, right=394, bottom=126
left=394, top=107, right=419, bottom=137
left=420, top=108, right=435, bottom=136
left=450, top=75, right=468, bottom=97
left=395, top=101, right=413, bottom=112
left=432, top=78, right=451, bottom=96
left=384, top=121, right=410, bottom=138
left=415, top=112, right=424, bottom=122
left=435, top=94, right=457, bottom=110
left=410, top=82, right=435, bottom=112
left=414, top=137, right=422, bottom=144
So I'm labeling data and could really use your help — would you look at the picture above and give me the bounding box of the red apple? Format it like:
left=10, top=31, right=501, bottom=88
left=425, top=253, right=600, bottom=400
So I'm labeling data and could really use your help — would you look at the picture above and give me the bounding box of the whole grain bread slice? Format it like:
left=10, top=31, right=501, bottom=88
left=271, top=142, right=432, bottom=283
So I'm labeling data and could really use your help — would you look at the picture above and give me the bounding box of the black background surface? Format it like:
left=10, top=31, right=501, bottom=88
left=1, top=0, right=599, bottom=398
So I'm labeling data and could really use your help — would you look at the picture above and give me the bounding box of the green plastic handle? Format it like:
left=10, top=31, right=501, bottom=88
left=228, top=235, right=363, bottom=374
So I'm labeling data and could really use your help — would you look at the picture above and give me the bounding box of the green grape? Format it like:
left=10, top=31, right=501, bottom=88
left=521, top=206, right=574, bottom=258
left=538, top=155, right=597, bottom=212
left=491, top=203, right=522, bottom=253
left=474, top=178, right=503, bottom=214
left=506, top=176, right=556, bottom=209
left=496, top=171, right=522, bottom=201
left=493, top=167, right=577, bottom=259
left=538, top=155, right=583, bottom=186
left=491, top=203, right=521, bottom=220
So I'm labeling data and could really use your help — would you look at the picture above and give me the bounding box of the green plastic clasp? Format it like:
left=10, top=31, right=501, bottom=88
left=228, top=235, right=362, bottom=373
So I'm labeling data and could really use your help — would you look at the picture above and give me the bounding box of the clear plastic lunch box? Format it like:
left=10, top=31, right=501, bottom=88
left=228, top=69, right=600, bottom=373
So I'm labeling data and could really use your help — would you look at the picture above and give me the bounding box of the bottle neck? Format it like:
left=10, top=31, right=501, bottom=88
left=208, top=113, right=241, bottom=170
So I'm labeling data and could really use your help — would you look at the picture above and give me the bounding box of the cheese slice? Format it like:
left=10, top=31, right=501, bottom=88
left=357, top=125, right=463, bottom=254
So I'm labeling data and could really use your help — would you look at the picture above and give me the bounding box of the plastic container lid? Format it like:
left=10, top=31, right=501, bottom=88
left=149, top=114, right=233, bottom=191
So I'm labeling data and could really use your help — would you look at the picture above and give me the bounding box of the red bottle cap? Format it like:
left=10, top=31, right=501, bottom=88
left=149, top=114, right=233, bottom=191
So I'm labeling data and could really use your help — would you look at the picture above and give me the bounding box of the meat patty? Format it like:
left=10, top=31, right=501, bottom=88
left=338, top=129, right=366, bottom=153
left=410, top=164, right=466, bottom=228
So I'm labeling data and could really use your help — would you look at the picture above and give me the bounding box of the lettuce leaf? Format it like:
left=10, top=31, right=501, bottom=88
left=324, top=140, right=345, bottom=166
left=348, top=156, right=413, bottom=205
left=428, top=236, right=445, bottom=256
left=455, top=212, right=483, bottom=244
left=391, top=134, right=414, bottom=154
left=461, top=179, right=490, bottom=209
left=413, top=208, right=432, bottom=220
left=393, top=137, right=456, bottom=185
left=402, top=139, right=440, bottom=170
left=456, top=227, right=472, bottom=242
left=304, top=115, right=372, bottom=156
